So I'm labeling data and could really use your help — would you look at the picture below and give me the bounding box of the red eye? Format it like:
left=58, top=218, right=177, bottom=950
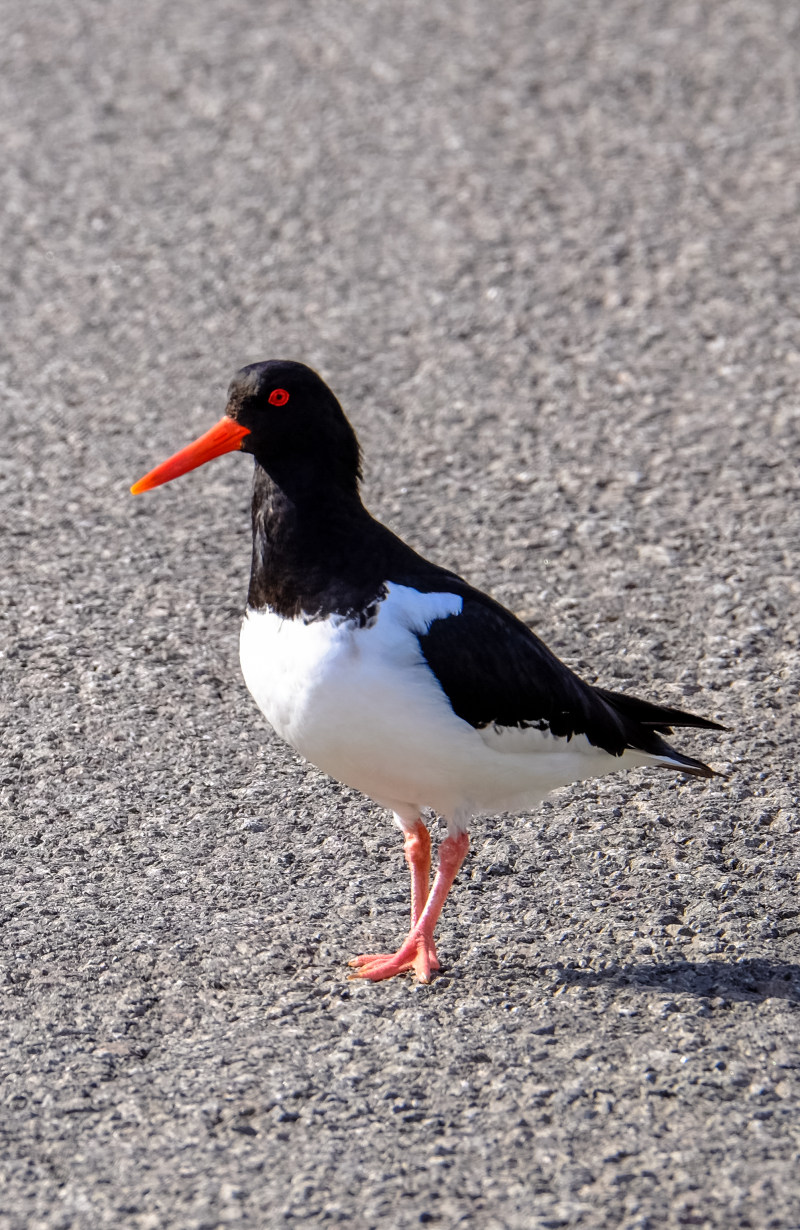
left=268, top=388, right=290, bottom=407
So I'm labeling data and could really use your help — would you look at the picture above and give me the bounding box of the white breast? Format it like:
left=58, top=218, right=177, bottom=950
left=239, top=584, right=470, bottom=812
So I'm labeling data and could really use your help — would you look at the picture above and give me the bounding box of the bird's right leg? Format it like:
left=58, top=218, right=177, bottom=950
left=346, top=811, right=433, bottom=980
left=402, top=816, right=432, bottom=927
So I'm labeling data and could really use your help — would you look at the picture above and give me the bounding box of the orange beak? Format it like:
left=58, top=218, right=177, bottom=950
left=131, top=417, right=251, bottom=494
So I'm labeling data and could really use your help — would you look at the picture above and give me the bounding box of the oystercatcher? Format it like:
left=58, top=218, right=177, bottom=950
left=132, top=360, right=722, bottom=982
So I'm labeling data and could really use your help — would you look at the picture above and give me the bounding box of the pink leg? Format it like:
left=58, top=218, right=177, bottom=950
left=343, top=818, right=431, bottom=972
left=405, top=819, right=432, bottom=926
left=349, top=830, right=470, bottom=983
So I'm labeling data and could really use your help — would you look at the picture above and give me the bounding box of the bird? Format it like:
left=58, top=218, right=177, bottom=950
left=131, top=359, right=722, bottom=983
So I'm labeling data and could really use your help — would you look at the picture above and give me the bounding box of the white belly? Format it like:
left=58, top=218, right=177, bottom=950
left=239, top=582, right=645, bottom=821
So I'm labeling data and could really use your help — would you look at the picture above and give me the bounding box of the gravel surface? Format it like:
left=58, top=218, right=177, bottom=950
left=2, top=2, right=800, bottom=1227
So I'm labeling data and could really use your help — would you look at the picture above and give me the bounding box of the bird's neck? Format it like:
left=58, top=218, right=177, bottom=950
left=246, top=462, right=382, bottom=618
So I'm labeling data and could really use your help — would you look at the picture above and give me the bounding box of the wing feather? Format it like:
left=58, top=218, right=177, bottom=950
left=415, top=584, right=719, bottom=770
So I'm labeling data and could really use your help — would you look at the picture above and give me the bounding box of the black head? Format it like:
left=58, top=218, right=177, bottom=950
left=226, top=360, right=362, bottom=493
left=131, top=359, right=361, bottom=499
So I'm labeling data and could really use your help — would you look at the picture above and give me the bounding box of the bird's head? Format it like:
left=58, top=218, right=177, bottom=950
left=131, top=360, right=361, bottom=496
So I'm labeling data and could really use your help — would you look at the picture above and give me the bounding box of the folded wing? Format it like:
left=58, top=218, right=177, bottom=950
left=415, top=584, right=721, bottom=778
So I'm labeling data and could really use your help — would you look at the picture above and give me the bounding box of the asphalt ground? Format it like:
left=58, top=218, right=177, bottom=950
left=2, top=1, right=799, bottom=1227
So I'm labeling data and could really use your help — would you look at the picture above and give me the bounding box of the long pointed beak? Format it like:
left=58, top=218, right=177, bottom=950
left=131, top=417, right=251, bottom=494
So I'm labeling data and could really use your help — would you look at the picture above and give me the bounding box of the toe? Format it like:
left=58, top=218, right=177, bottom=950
left=348, top=953, right=395, bottom=968
left=348, top=952, right=415, bottom=981
left=412, top=939, right=440, bottom=983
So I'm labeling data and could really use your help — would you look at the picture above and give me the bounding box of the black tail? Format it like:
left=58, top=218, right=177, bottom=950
left=595, top=687, right=725, bottom=734
left=595, top=687, right=725, bottom=779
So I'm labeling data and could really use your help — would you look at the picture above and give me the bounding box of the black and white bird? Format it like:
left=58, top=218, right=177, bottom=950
left=132, top=360, right=721, bottom=982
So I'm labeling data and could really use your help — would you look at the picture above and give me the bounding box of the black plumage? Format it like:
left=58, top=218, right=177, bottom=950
left=231, top=360, right=721, bottom=778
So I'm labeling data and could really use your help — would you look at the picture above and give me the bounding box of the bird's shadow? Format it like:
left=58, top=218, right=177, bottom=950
left=552, top=958, right=800, bottom=1004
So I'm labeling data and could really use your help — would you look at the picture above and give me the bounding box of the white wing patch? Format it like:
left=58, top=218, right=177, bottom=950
left=379, top=583, right=463, bottom=634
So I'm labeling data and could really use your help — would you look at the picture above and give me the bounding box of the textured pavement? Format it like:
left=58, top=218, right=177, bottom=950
left=2, top=2, right=800, bottom=1227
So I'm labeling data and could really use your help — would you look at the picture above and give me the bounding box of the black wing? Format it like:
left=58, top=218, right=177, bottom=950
left=415, top=583, right=721, bottom=775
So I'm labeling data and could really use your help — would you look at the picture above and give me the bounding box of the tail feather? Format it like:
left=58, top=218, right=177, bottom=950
left=595, top=686, right=725, bottom=735
left=649, top=748, right=719, bottom=779
left=595, top=686, right=724, bottom=779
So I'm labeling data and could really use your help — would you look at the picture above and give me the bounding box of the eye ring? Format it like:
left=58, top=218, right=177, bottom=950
left=268, top=388, right=290, bottom=406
